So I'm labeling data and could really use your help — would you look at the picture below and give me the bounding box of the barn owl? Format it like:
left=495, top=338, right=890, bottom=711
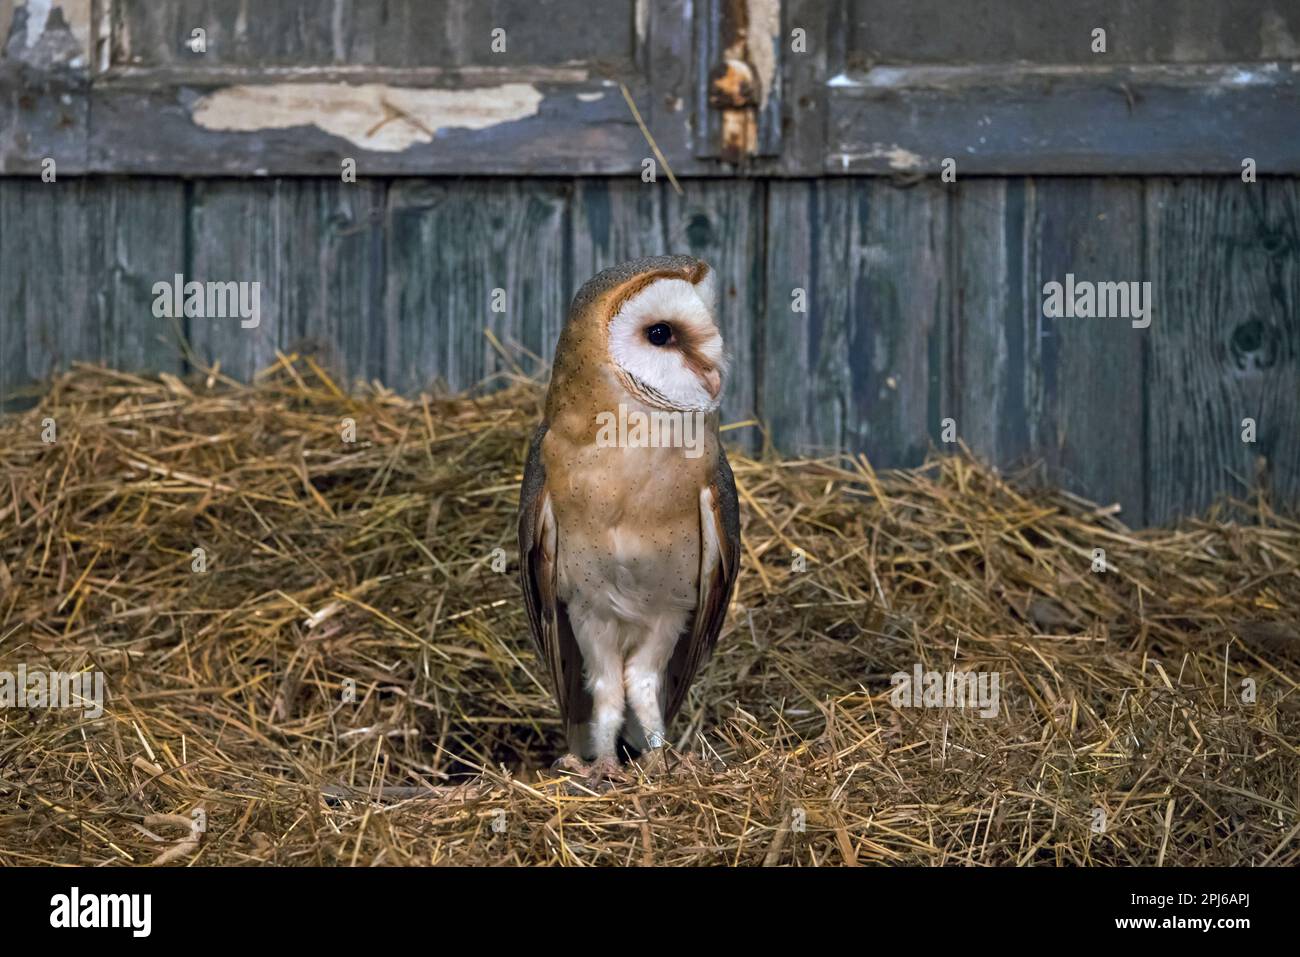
left=518, top=255, right=741, bottom=777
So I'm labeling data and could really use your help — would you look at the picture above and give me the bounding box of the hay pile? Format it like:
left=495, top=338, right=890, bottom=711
left=1, top=358, right=1297, bottom=866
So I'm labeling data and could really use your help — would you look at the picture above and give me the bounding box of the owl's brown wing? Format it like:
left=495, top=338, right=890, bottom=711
left=664, top=446, right=742, bottom=723
left=517, top=422, right=594, bottom=756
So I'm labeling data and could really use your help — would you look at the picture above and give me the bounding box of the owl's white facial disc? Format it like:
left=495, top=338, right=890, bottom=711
left=607, top=276, right=726, bottom=412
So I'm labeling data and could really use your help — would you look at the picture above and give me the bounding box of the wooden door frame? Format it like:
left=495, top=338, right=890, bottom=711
left=2, top=0, right=1298, bottom=176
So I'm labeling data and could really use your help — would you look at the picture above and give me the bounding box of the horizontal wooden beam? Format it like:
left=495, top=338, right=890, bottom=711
left=85, top=70, right=683, bottom=176
left=2, top=0, right=1297, bottom=177
left=825, top=62, right=1300, bottom=175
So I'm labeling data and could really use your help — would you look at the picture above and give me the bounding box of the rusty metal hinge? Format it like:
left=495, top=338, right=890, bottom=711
left=701, top=0, right=779, bottom=165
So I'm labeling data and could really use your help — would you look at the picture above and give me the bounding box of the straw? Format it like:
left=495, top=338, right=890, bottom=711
left=0, top=358, right=1296, bottom=865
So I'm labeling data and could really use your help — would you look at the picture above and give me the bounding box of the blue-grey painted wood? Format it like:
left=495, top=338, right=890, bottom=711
left=1026, top=178, right=1147, bottom=524
left=762, top=178, right=947, bottom=464
left=1, top=179, right=98, bottom=407
left=949, top=175, right=1148, bottom=525
left=10, top=1, right=1298, bottom=177
left=385, top=179, right=568, bottom=394
left=843, top=0, right=1300, bottom=65
left=2, top=173, right=1298, bottom=526
left=951, top=179, right=1032, bottom=469
left=825, top=64, right=1300, bottom=176
left=99, top=180, right=189, bottom=376
left=1145, top=177, right=1300, bottom=524
left=186, top=180, right=284, bottom=381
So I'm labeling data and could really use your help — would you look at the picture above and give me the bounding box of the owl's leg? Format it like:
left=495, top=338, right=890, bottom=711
left=572, top=615, right=626, bottom=766
left=623, top=614, right=682, bottom=753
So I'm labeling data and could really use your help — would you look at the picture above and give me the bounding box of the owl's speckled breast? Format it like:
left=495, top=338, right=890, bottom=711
left=545, top=430, right=710, bottom=627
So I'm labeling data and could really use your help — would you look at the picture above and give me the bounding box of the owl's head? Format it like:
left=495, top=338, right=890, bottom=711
left=601, top=259, right=725, bottom=413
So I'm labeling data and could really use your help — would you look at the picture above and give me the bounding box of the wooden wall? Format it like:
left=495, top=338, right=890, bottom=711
left=1, top=174, right=1296, bottom=527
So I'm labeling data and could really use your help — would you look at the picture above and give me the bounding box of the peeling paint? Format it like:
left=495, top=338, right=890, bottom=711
left=858, top=145, right=924, bottom=170
left=709, top=0, right=768, bottom=162
left=22, top=0, right=51, bottom=47
left=635, top=0, right=648, bottom=49
left=192, top=82, right=543, bottom=152
left=882, top=147, right=923, bottom=170
left=745, top=0, right=778, bottom=110
left=835, top=146, right=924, bottom=171
left=5, top=0, right=90, bottom=69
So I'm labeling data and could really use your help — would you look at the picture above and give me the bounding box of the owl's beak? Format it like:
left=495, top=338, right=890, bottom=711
left=700, top=367, right=722, bottom=399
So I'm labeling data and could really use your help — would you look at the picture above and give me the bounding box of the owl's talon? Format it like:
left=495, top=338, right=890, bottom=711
left=551, top=753, right=591, bottom=774
left=585, top=756, right=625, bottom=782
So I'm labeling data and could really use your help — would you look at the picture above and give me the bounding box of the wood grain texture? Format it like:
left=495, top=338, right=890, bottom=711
left=186, top=179, right=284, bottom=380
left=269, top=179, right=388, bottom=387
left=952, top=178, right=1146, bottom=523
left=87, top=70, right=669, bottom=176
left=1026, top=178, right=1147, bottom=524
left=825, top=64, right=1300, bottom=176
left=777, top=0, right=830, bottom=177
left=950, top=178, right=1031, bottom=467
left=110, top=0, right=637, bottom=69
left=10, top=0, right=1299, bottom=176
left=763, top=178, right=947, bottom=465
left=1145, top=177, right=1300, bottom=523
left=384, top=178, right=568, bottom=394
left=844, top=0, right=1300, bottom=65
left=80, top=0, right=687, bottom=177
left=2, top=173, right=1298, bottom=525
left=0, top=179, right=97, bottom=403
left=761, top=179, right=817, bottom=452
left=96, top=179, right=188, bottom=375
left=645, top=0, right=697, bottom=165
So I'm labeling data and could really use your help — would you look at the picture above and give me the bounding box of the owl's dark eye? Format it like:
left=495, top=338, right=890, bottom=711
left=645, top=322, right=673, bottom=346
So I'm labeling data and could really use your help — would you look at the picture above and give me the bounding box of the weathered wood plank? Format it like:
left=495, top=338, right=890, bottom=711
left=1146, top=177, right=1300, bottom=522
left=949, top=179, right=1032, bottom=468
left=763, top=179, right=948, bottom=464
left=0, top=0, right=90, bottom=174
left=384, top=178, right=568, bottom=394
left=111, top=0, right=637, bottom=69
left=1026, top=178, right=1147, bottom=524
left=0, top=178, right=98, bottom=403
left=186, top=179, right=282, bottom=379
left=762, top=179, right=825, bottom=453
left=568, top=178, right=668, bottom=279
left=645, top=0, right=697, bottom=164
left=86, top=71, right=683, bottom=176
left=187, top=179, right=395, bottom=385
left=826, top=64, right=1300, bottom=176
left=663, top=179, right=763, bottom=435
left=777, top=0, right=831, bottom=177
left=844, top=0, right=1300, bottom=65
left=78, top=0, right=686, bottom=177
left=843, top=180, right=948, bottom=467
left=0, top=163, right=14, bottom=407
left=97, top=179, right=188, bottom=374
left=271, top=179, right=388, bottom=387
